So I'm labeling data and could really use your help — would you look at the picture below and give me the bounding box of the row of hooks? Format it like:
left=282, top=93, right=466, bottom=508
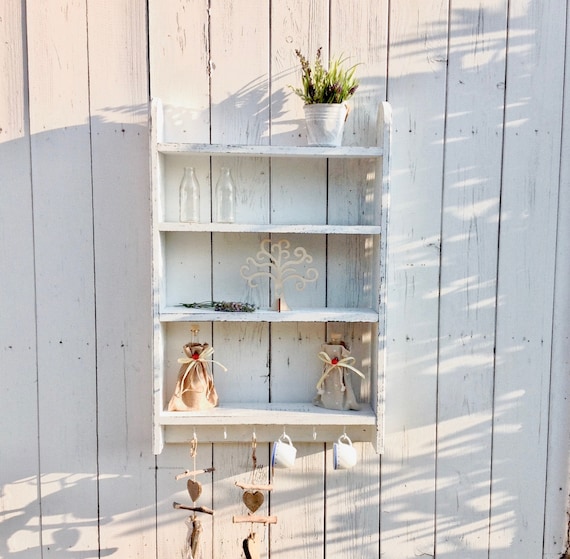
left=187, top=425, right=350, bottom=444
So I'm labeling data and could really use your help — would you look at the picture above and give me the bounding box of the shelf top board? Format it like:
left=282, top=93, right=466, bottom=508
left=157, top=142, right=383, bottom=158
left=160, top=307, right=379, bottom=323
left=158, top=222, right=381, bottom=235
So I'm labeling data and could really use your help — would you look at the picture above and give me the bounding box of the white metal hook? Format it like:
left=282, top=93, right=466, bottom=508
left=313, top=426, right=317, bottom=441
left=223, top=426, right=227, bottom=440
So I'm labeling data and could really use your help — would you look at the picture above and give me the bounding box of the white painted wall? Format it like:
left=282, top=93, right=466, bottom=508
left=1, top=1, right=568, bottom=558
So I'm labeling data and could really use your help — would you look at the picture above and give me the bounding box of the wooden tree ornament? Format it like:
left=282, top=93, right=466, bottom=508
left=240, top=238, right=318, bottom=311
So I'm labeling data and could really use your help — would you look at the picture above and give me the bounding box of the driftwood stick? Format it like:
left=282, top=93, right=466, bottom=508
left=173, top=502, right=214, bottom=516
left=175, top=467, right=215, bottom=481
left=233, top=514, right=277, bottom=525
left=234, top=481, right=273, bottom=491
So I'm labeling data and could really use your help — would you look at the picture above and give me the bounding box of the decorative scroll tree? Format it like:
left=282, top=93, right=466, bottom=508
left=240, top=238, right=319, bottom=311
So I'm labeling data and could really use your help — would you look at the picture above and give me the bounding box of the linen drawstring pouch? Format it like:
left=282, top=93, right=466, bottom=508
left=313, top=341, right=364, bottom=411
left=168, top=343, right=226, bottom=411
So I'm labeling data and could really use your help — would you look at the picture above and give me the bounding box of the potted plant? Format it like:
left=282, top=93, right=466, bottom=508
left=290, top=47, right=359, bottom=147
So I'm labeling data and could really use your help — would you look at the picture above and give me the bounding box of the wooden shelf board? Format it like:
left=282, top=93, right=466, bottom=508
left=159, top=404, right=377, bottom=444
left=160, top=307, right=379, bottom=323
left=159, top=402, right=376, bottom=426
left=157, top=142, right=383, bottom=158
left=158, top=222, right=381, bottom=234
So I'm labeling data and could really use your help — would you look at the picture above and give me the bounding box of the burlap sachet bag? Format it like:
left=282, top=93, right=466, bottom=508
left=168, top=343, right=226, bottom=411
left=313, top=338, right=364, bottom=411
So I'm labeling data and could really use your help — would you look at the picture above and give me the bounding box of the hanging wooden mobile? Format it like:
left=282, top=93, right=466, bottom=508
left=172, top=436, right=215, bottom=559
left=233, top=434, right=277, bottom=559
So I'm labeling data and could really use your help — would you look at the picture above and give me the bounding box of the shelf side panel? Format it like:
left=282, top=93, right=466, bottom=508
left=373, top=101, right=392, bottom=453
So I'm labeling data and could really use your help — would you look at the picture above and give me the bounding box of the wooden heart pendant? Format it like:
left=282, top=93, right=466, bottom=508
left=242, top=490, right=264, bottom=513
left=187, top=479, right=202, bottom=502
left=243, top=532, right=260, bottom=559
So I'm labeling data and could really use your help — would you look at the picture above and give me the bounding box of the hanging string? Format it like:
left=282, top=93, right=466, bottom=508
left=190, top=433, right=198, bottom=475
left=250, top=432, right=257, bottom=483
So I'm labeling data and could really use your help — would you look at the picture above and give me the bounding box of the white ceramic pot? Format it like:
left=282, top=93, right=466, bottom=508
left=303, top=103, right=347, bottom=147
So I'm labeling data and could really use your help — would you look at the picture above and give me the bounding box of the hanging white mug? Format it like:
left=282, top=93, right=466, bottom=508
left=271, top=433, right=297, bottom=469
left=333, top=434, right=358, bottom=470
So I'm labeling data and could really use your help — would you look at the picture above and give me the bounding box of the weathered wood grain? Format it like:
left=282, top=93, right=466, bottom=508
left=270, top=443, right=326, bottom=559
left=489, top=0, right=567, bottom=556
left=0, top=1, right=41, bottom=556
left=87, top=0, right=156, bottom=556
left=26, top=1, right=99, bottom=556
left=380, top=0, right=448, bottom=557
left=149, top=0, right=210, bottom=142
left=435, top=1, right=508, bottom=556
left=325, top=442, right=380, bottom=558
left=4, top=0, right=570, bottom=558
left=543, top=7, right=570, bottom=554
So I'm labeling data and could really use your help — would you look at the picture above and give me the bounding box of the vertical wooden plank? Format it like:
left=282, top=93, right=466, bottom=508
left=208, top=2, right=271, bottom=557
left=25, top=1, right=99, bottom=555
left=149, top=0, right=210, bottom=142
left=270, top=0, right=329, bottom=146
left=86, top=0, right=156, bottom=556
left=149, top=1, right=213, bottom=555
left=269, top=3, right=329, bottom=557
left=209, top=0, right=269, bottom=145
left=0, top=1, right=41, bottom=557
left=435, top=2, right=507, bottom=556
left=543, top=8, right=570, bottom=556
left=326, top=3, right=386, bottom=558
left=330, top=0, right=387, bottom=149
left=489, top=0, right=566, bottom=556
left=270, top=444, right=325, bottom=559
left=270, top=0, right=329, bottom=225
left=380, top=0, right=448, bottom=557
left=271, top=322, right=326, bottom=404
left=325, top=442, right=381, bottom=558
left=212, top=322, right=269, bottom=404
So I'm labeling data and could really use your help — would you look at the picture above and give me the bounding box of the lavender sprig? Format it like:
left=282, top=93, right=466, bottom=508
left=180, top=301, right=256, bottom=313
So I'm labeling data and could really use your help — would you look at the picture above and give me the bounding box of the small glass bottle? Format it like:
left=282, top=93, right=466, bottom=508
left=215, top=167, right=235, bottom=223
left=179, top=167, right=200, bottom=223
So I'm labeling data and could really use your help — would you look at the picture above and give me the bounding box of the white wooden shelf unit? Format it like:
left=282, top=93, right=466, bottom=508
left=151, top=98, right=391, bottom=454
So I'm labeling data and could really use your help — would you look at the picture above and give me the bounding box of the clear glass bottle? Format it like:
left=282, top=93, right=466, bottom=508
left=215, top=167, right=235, bottom=223
left=179, top=167, right=200, bottom=223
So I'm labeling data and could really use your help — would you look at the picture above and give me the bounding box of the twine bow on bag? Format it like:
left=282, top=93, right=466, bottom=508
left=177, top=345, right=227, bottom=399
left=313, top=341, right=363, bottom=411
left=316, top=351, right=365, bottom=394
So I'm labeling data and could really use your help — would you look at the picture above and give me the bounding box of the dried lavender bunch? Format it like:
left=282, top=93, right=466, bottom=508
left=180, top=301, right=256, bottom=313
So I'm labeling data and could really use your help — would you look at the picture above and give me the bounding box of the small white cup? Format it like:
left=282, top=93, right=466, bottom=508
left=271, top=434, right=297, bottom=469
left=333, top=434, right=358, bottom=470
